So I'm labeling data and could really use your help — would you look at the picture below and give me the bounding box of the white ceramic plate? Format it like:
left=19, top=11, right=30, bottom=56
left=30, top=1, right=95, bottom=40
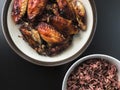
left=1, top=0, right=97, bottom=66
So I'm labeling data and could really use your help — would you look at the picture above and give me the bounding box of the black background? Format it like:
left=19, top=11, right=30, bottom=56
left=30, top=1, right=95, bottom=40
left=0, top=0, right=120, bottom=90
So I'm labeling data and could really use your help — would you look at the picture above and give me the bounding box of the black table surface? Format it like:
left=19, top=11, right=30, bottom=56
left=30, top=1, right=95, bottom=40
left=0, top=0, right=120, bottom=90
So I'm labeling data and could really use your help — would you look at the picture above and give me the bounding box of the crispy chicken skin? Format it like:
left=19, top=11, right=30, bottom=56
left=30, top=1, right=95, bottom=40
left=37, top=22, right=65, bottom=44
left=12, top=0, right=28, bottom=23
left=27, top=0, right=48, bottom=20
left=50, top=16, right=79, bottom=35
left=50, top=16, right=72, bottom=30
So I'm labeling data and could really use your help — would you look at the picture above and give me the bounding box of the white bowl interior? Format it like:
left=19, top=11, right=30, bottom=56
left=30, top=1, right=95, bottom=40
left=7, top=0, right=94, bottom=62
left=62, top=54, right=120, bottom=90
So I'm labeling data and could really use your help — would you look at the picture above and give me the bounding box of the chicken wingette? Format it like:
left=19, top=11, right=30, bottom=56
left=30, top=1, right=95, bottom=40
left=12, top=0, right=28, bottom=23
left=20, top=23, right=41, bottom=48
left=56, top=0, right=75, bottom=19
left=27, top=0, right=48, bottom=20
left=37, top=22, right=65, bottom=44
left=50, top=16, right=79, bottom=35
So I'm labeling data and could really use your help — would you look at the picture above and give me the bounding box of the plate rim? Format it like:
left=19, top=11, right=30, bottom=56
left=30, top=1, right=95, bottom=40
left=1, top=0, right=97, bottom=66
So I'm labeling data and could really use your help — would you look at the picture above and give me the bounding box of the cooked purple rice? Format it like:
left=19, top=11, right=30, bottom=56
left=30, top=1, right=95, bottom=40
left=67, top=59, right=120, bottom=90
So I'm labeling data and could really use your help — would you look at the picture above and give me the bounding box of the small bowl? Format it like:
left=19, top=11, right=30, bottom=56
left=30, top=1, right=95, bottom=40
left=62, top=54, right=120, bottom=90
left=1, top=0, right=97, bottom=66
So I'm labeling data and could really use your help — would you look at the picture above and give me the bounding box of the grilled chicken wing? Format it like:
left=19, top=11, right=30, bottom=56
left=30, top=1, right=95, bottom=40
left=56, top=0, right=75, bottom=19
left=70, top=0, right=86, bottom=30
left=12, top=0, right=28, bottom=23
left=37, top=22, right=65, bottom=44
left=57, top=0, right=86, bottom=30
left=20, top=23, right=42, bottom=48
left=50, top=16, right=79, bottom=35
left=27, top=0, right=48, bottom=20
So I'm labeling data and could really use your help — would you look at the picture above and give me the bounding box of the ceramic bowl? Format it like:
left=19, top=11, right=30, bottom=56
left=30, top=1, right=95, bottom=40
left=1, top=0, right=97, bottom=66
left=62, top=54, right=120, bottom=90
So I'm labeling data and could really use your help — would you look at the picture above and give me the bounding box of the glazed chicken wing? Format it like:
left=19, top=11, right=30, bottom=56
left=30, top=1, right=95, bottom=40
left=27, top=0, right=48, bottom=20
left=20, top=23, right=41, bottom=48
left=37, top=22, right=65, bottom=44
left=70, top=0, right=86, bottom=30
left=50, top=16, right=79, bottom=35
left=56, top=0, right=75, bottom=19
left=12, top=0, right=28, bottom=23
left=57, top=0, right=86, bottom=30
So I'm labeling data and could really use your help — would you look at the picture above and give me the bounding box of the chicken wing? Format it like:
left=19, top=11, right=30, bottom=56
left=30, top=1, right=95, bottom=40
left=57, top=0, right=86, bottom=30
left=50, top=16, right=79, bottom=35
left=56, top=0, right=75, bottom=19
left=37, top=22, right=65, bottom=44
left=27, top=0, right=48, bottom=20
left=12, top=0, right=28, bottom=23
left=70, top=0, right=86, bottom=30
left=20, top=23, right=42, bottom=48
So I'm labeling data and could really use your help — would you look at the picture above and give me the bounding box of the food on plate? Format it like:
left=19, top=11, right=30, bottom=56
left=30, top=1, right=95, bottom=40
left=12, top=0, right=28, bottom=23
left=27, top=0, right=48, bottom=20
left=71, top=0, right=86, bottom=30
left=20, top=23, right=42, bottom=48
left=11, top=0, right=87, bottom=56
left=56, top=0, right=75, bottom=19
left=50, top=16, right=79, bottom=35
left=37, top=22, right=65, bottom=44
left=67, top=59, right=120, bottom=90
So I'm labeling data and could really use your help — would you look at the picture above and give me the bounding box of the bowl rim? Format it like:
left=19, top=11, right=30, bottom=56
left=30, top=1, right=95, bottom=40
left=1, top=0, right=97, bottom=66
left=62, top=54, right=120, bottom=90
